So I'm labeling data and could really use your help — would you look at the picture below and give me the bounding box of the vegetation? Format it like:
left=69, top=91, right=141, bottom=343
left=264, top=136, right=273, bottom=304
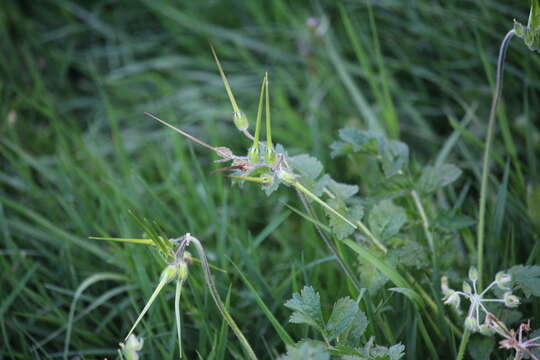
left=2, top=1, right=540, bottom=359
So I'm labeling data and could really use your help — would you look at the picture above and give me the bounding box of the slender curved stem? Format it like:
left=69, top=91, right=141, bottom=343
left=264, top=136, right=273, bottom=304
left=294, top=187, right=362, bottom=293
left=477, top=29, right=515, bottom=290
left=188, top=236, right=258, bottom=360
left=175, top=277, right=185, bottom=358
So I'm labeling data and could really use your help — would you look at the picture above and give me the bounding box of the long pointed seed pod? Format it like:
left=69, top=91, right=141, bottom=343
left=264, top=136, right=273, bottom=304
left=248, top=75, right=266, bottom=164
left=210, top=44, right=249, bottom=132
left=174, top=260, right=189, bottom=358
left=264, top=72, right=277, bottom=165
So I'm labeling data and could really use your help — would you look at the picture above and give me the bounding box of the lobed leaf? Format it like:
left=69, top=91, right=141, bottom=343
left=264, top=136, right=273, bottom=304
left=326, top=297, right=360, bottom=341
left=368, top=200, right=407, bottom=241
left=279, top=341, right=330, bottom=360
left=509, top=265, right=540, bottom=297
left=284, top=286, right=324, bottom=331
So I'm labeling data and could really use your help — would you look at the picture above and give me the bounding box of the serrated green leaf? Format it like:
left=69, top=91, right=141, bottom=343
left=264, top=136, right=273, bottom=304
left=381, top=140, right=409, bottom=178
left=326, top=297, right=359, bottom=341
left=289, top=154, right=323, bottom=180
left=342, top=309, right=368, bottom=347
left=509, top=265, right=540, bottom=297
left=280, top=342, right=330, bottom=360
left=330, top=128, right=382, bottom=158
left=417, top=164, right=462, bottom=194
left=368, top=200, right=407, bottom=241
left=284, top=286, right=324, bottom=331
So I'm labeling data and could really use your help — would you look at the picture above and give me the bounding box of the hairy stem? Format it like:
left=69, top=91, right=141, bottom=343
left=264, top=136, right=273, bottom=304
left=477, top=28, right=515, bottom=290
left=188, top=236, right=258, bottom=360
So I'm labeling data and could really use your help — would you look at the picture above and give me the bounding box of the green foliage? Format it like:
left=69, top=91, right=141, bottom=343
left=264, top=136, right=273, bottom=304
left=416, top=164, right=462, bottom=194
left=509, top=265, right=540, bottom=297
left=284, top=286, right=325, bottom=332
left=368, top=200, right=407, bottom=242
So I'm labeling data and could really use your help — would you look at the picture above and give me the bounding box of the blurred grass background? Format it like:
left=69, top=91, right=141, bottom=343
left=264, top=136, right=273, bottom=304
left=1, top=0, right=539, bottom=359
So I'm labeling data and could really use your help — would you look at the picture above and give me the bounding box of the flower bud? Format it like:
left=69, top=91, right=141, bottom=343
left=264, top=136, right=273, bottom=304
left=468, top=267, right=479, bottom=282
left=495, top=271, right=512, bottom=290
left=503, top=292, right=520, bottom=308
left=462, top=281, right=472, bottom=295
left=160, top=264, right=179, bottom=284
left=464, top=316, right=478, bottom=332
left=233, top=111, right=248, bottom=131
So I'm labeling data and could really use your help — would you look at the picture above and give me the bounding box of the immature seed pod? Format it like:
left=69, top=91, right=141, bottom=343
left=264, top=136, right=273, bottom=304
left=464, top=316, right=478, bottom=332
left=495, top=271, right=512, bottom=289
left=177, top=261, right=189, bottom=282
left=503, top=292, right=520, bottom=308
left=468, top=267, right=479, bottom=282
left=160, top=264, right=180, bottom=284
left=248, top=146, right=260, bottom=164
left=441, top=276, right=453, bottom=297
left=265, top=147, right=277, bottom=165
left=233, top=111, right=249, bottom=132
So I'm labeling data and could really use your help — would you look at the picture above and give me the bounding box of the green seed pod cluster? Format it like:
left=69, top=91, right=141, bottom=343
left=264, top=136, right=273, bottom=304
left=233, top=111, right=249, bottom=132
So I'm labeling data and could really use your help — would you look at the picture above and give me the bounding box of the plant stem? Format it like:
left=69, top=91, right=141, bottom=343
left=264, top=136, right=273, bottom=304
left=188, top=236, right=258, bottom=360
left=294, top=188, right=362, bottom=293
left=455, top=328, right=471, bottom=360
left=175, top=277, right=185, bottom=358
left=411, top=190, right=439, bottom=281
left=477, top=28, right=515, bottom=290
left=355, top=220, right=387, bottom=253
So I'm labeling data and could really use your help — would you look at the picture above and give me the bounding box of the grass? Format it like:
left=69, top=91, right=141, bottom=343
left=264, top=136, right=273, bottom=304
left=1, top=0, right=540, bottom=359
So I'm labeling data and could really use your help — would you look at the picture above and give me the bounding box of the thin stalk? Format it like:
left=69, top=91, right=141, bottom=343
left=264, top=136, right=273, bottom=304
left=125, top=278, right=168, bottom=340
left=188, top=236, right=258, bottom=360
left=250, top=75, right=266, bottom=152
left=455, top=328, right=471, bottom=360
left=293, top=182, right=357, bottom=229
left=294, top=188, right=362, bottom=293
left=411, top=190, right=439, bottom=281
left=477, top=29, right=515, bottom=289
left=175, top=277, right=185, bottom=358
left=355, top=220, right=387, bottom=253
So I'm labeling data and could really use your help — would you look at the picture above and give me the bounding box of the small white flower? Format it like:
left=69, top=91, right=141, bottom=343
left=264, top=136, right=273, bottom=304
left=120, top=334, right=144, bottom=360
